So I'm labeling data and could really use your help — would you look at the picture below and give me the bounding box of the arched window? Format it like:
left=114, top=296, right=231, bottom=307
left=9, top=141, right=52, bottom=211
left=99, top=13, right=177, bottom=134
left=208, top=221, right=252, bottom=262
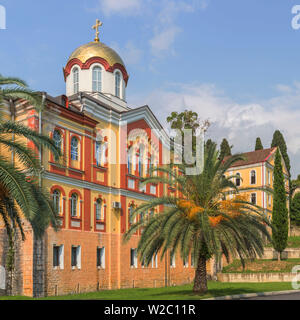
left=53, top=190, right=61, bottom=214
left=53, top=130, right=62, bottom=152
left=236, top=173, right=241, bottom=187
left=71, top=193, right=78, bottom=217
left=71, top=137, right=79, bottom=161
left=250, top=170, right=256, bottom=185
left=115, top=72, right=121, bottom=98
left=96, top=199, right=103, bottom=220
left=92, top=66, right=102, bottom=92
left=73, top=68, right=79, bottom=94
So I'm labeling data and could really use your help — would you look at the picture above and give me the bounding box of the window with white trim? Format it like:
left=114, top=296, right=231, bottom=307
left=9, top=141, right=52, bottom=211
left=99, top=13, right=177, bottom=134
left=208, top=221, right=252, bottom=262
left=53, top=244, right=64, bottom=269
left=130, top=248, right=138, bottom=268
left=115, top=72, right=121, bottom=98
left=71, top=137, right=79, bottom=161
left=97, top=247, right=105, bottom=268
left=73, top=67, right=79, bottom=94
left=152, top=254, right=158, bottom=268
left=71, top=245, right=81, bottom=269
left=92, top=66, right=102, bottom=92
left=128, top=179, right=135, bottom=189
left=96, top=199, right=103, bottom=220
left=150, top=185, right=157, bottom=195
left=250, top=170, right=256, bottom=185
left=71, top=193, right=78, bottom=217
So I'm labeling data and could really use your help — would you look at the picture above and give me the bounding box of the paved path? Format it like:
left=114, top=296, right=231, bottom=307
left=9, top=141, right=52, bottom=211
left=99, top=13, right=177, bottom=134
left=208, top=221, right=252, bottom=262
left=240, top=292, right=300, bottom=300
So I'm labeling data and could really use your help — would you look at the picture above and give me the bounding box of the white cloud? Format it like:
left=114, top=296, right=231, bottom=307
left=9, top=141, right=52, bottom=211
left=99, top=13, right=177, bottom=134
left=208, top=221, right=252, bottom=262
left=128, top=82, right=300, bottom=177
left=98, top=0, right=141, bottom=16
left=149, top=26, right=181, bottom=56
left=149, top=0, right=208, bottom=57
left=110, top=41, right=142, bottom=65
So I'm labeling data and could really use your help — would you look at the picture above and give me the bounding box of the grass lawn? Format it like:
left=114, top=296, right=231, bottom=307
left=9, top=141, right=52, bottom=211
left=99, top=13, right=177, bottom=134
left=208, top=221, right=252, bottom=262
left=222, top=258, right=300, bottom=273
left=0, top=281, right=295, bottom=300
left=265, top=236, right=300, bottom=248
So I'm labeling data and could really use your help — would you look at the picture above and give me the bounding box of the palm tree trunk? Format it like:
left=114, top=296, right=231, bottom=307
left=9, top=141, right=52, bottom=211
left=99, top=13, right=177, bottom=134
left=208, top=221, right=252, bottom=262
left=193, top=254, right=208, bottom=294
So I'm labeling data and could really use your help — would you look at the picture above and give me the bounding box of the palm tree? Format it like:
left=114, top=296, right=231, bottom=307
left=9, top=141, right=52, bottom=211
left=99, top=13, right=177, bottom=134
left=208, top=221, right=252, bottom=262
left=0, top=75, right=61, bottom=293
left=124, top=142, right=271, bottom=294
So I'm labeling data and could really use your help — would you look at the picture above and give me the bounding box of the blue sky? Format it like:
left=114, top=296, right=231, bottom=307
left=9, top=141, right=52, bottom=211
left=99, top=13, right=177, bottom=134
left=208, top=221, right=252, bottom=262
left=1, top=0, right=300, bottom=176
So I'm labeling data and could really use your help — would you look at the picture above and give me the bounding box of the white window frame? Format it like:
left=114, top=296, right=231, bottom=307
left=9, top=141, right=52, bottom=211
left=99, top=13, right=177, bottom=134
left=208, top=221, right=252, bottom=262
left=73, top=67, right=79, bottom=94
left=71, top=193, right=78, bottom=217
left=96, top=199, right=103, bottom=221
left=115, top=71, right=121, bottom=98
left=92, top=66, right=102, bottom=92
left=97, top=246, right=105, bottom=269
left=152, top=254, right=158, bottom=268
left=150, top=185, right=157, bottom=195
left=130, top=248, right=138, bottom=268
left=128, top=179, right=135, bottom=189
left=70, top=137, right=79, bottom=161
left=250, top=170, right=256, bottom=185
left=53, top=244, right=64, bottom=269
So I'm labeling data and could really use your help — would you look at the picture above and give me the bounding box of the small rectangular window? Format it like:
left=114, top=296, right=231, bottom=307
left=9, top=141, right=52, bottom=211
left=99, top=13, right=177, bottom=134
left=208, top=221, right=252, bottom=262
left=251, top=193, right=257, bottom=205
left=97, top=247, right=105, bottom=268
left=53, top=245, right=64, bottom=269
left=128, top=179, right=135, bottom=189
left=150, top=185, right=157, bottom=195
left=71, top=246, right=81, bottom=269
left=53, top=246, right=60, bottom=267
left=170, top=254, right=176, bottom=268
left=130, top=248, right=138, bottom=268
left=152, top=254, right=158, bottom=268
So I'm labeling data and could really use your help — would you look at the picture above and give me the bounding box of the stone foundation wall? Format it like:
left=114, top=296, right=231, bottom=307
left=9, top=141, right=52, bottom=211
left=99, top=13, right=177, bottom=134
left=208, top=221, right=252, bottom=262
left=217, top=272, right=295, bottom=283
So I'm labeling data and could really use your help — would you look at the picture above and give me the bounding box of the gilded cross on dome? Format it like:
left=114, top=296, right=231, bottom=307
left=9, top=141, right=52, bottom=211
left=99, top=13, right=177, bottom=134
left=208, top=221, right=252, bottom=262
left=92, top=19, right=103, bottom=42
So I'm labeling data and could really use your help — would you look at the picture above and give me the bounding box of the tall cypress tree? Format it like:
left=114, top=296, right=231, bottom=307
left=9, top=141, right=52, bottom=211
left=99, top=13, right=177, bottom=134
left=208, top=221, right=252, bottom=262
left=272, top=149, right=289, bottom=261
left=255, top=137, right=263, bottom=151
left=271, top=130, right=290, bottom=175
left=219, top=138, right=232, bottom=160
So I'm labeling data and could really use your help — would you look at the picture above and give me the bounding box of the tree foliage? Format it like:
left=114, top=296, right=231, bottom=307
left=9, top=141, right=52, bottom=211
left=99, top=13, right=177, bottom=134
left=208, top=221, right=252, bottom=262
left=271, top=149, right=289, bottom=259
left=291, top=192, right=300, bottom=226
left=219, top=138, right=232, bottom=159
left=271, top=130, right=290, bottom=175
left=124, top=143, right=270, bottom=294
left=0, top=75, right=61, bottom=240
left=255, top=137, right=263, bottom=151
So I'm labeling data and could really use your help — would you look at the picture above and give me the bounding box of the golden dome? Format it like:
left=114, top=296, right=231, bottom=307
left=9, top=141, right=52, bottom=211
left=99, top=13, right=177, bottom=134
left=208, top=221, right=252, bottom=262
left=67, top=41, right=125, bottom=67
